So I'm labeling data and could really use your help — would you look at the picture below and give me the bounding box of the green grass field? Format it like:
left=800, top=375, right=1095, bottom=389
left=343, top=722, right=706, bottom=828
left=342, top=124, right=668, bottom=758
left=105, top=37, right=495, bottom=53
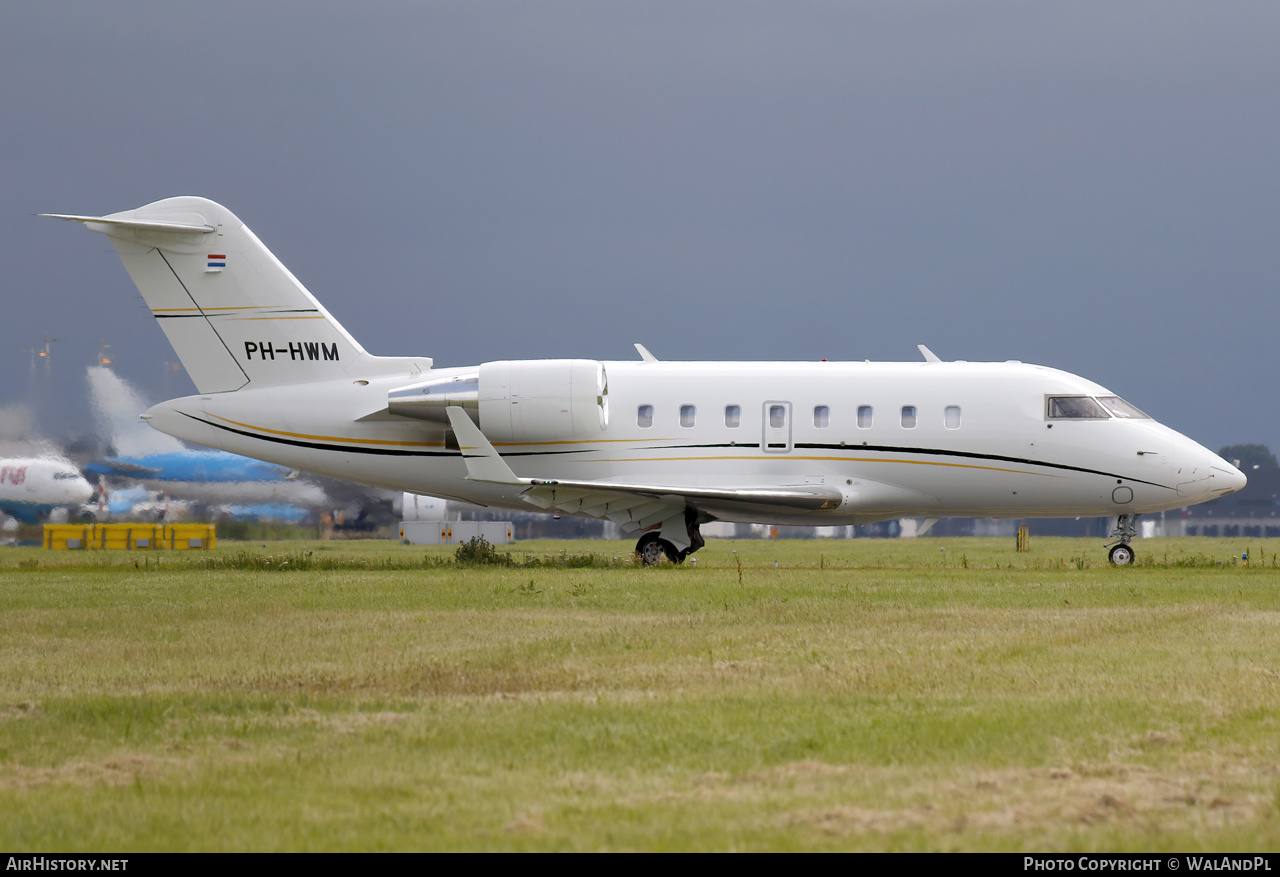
left=1, top=536, right=1277, bottom=851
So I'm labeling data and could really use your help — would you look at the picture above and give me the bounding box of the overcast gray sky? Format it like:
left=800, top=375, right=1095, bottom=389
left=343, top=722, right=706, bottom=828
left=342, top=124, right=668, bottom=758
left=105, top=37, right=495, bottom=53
left=4, top=2, right=1277, bottom=453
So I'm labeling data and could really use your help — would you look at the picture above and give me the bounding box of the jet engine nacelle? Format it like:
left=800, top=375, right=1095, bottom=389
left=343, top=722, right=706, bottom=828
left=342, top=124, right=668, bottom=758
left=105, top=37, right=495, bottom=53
left=388, top=359, right=608, bottom=443
left=479, top=360, right=608, bottom=443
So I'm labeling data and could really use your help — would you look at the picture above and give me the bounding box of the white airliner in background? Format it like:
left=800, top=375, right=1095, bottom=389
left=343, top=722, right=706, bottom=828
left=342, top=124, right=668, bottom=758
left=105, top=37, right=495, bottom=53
left=0, top=453, right=94, bottom=524
left=46, top=197, right=1246, bottom=565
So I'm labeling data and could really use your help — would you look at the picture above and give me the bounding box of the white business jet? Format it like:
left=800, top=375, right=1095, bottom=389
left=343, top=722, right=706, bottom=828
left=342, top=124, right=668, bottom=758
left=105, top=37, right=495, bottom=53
left=46, top=198, right=1245, bottom=565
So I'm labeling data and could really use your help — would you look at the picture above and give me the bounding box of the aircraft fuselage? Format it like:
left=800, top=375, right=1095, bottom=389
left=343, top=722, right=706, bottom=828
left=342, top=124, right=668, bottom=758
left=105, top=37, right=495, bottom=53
left=143, top=359, right=1240, bottom=526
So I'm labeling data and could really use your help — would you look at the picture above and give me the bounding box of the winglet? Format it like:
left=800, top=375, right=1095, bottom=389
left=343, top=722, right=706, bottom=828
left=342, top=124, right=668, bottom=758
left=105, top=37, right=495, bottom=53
left=634, top=343, right=659, bottom=363
left=445, top=407, right=527, bottom=485
left=917, top=344, right=942, bottom=363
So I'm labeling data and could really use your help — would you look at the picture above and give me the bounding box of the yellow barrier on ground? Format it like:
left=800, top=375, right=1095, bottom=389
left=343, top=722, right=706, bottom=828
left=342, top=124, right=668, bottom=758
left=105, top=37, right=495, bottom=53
left=44, top=523, right=216, bottom=550
left=96, top=524, right=164, bottom=550
left=163, top=524, right=216, bottom=550
left=43, top=524, right=94, bottom=550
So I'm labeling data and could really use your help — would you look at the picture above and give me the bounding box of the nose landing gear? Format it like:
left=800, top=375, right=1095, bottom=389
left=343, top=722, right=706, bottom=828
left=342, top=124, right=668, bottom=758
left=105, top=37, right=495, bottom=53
left=1106, top=514, right=1138, bottom=565
left=1108, top=543, right=1135, bottom=565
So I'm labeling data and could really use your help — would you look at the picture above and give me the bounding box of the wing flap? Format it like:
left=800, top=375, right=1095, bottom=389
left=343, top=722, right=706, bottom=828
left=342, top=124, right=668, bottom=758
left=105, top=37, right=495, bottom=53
left=527, top=477, right=842, bottom=510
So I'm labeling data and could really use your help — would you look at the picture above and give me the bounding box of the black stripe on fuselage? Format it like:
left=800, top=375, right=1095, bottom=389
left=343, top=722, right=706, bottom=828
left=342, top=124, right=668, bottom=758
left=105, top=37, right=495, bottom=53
left=179, top=412, right=456, bottom=456
left=646, top=441, right=1173, bottom=490
left=178, top=413, right=1173, bottom=489
left=155, top=309, right=321, bottom=319
left=800, top=442, right=1171, bottom=488
left=178, top=412, right=579, bottom=459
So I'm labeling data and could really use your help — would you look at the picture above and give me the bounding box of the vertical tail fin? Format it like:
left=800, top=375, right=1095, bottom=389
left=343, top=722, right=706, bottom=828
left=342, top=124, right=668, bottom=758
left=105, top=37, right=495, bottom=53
left=45, top=197, right=426, bottom=392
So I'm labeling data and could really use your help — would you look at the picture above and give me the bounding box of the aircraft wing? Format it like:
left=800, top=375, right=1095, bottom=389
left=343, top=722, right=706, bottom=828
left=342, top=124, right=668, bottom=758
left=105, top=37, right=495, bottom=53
left=85, top=459, right=162, bottom=478
left=519, top=478, right=842, bottom=534
left=445, top=407, right=842, bottom=533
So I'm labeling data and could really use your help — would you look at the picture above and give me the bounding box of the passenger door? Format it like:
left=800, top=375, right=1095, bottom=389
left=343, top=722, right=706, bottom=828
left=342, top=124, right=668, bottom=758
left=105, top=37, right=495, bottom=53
left=762, top=401, right=793, bottom=453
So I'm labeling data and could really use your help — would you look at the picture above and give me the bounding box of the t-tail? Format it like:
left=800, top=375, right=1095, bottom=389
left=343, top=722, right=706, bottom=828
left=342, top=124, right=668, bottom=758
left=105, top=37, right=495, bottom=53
left=44, top=197, right=428, bottom=392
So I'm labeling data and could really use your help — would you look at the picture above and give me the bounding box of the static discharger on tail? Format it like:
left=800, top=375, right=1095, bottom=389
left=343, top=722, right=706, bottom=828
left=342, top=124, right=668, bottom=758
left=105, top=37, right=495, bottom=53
left=45, top=197, right=1247, bottom=565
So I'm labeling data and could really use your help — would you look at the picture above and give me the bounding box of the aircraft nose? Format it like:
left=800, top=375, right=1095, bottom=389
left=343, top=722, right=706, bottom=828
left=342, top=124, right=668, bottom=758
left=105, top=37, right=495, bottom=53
left=1172, top=438, right=1245, bottom=499
left=1208, top=452, right=1248, bottom=495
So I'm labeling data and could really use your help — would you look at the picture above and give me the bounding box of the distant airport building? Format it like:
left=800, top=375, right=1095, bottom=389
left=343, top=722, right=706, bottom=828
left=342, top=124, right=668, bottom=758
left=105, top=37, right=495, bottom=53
left=1180, top=468, right=1280, bottom=538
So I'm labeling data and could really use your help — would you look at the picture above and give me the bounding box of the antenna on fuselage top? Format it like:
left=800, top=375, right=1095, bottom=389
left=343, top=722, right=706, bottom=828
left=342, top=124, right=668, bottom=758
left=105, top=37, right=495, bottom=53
left=917, top=344, right=943, bottom=363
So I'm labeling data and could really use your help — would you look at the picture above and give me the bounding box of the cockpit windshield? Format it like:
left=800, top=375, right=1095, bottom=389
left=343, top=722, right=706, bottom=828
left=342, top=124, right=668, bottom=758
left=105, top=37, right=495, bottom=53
left=1046, top=395, right=1152, bottom=420
left=1096, top=396, right=1150, bottom=419
left=1046, top=396, right=1109, bottom=419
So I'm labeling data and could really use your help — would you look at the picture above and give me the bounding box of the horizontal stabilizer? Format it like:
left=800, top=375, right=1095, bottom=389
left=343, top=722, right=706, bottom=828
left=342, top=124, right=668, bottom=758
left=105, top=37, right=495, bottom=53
left=41, top=212, right=215, bottom=234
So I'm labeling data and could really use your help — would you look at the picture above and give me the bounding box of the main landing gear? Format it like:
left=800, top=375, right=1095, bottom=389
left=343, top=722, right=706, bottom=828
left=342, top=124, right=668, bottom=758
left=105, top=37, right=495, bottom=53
left=636, top=532, right=681, bottom=565
left=1106, top=514, right=1138, bottom=565
left=635, top=509, right=706, bottom=566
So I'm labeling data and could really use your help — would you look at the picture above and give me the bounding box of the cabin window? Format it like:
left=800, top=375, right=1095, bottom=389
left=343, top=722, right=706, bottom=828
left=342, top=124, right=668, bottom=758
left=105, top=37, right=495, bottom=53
left=724, top=405, right=741, bottom=428
left=857, top=405, right=873, bottom=428
left=944, top=405, right=961, bottom=429
left=901, top=406, right=917, bottom=428
left=813, top=405, right=830, bottom=428
left=680, top=405, right=696, bottom=427
left=1046, top=396, right=1109, bottom=420
left=769, top=405, right=786, bottom=429
left=637, top=405, right=654, bottom=428
left=1097, top=396, right=1151, bottom=419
